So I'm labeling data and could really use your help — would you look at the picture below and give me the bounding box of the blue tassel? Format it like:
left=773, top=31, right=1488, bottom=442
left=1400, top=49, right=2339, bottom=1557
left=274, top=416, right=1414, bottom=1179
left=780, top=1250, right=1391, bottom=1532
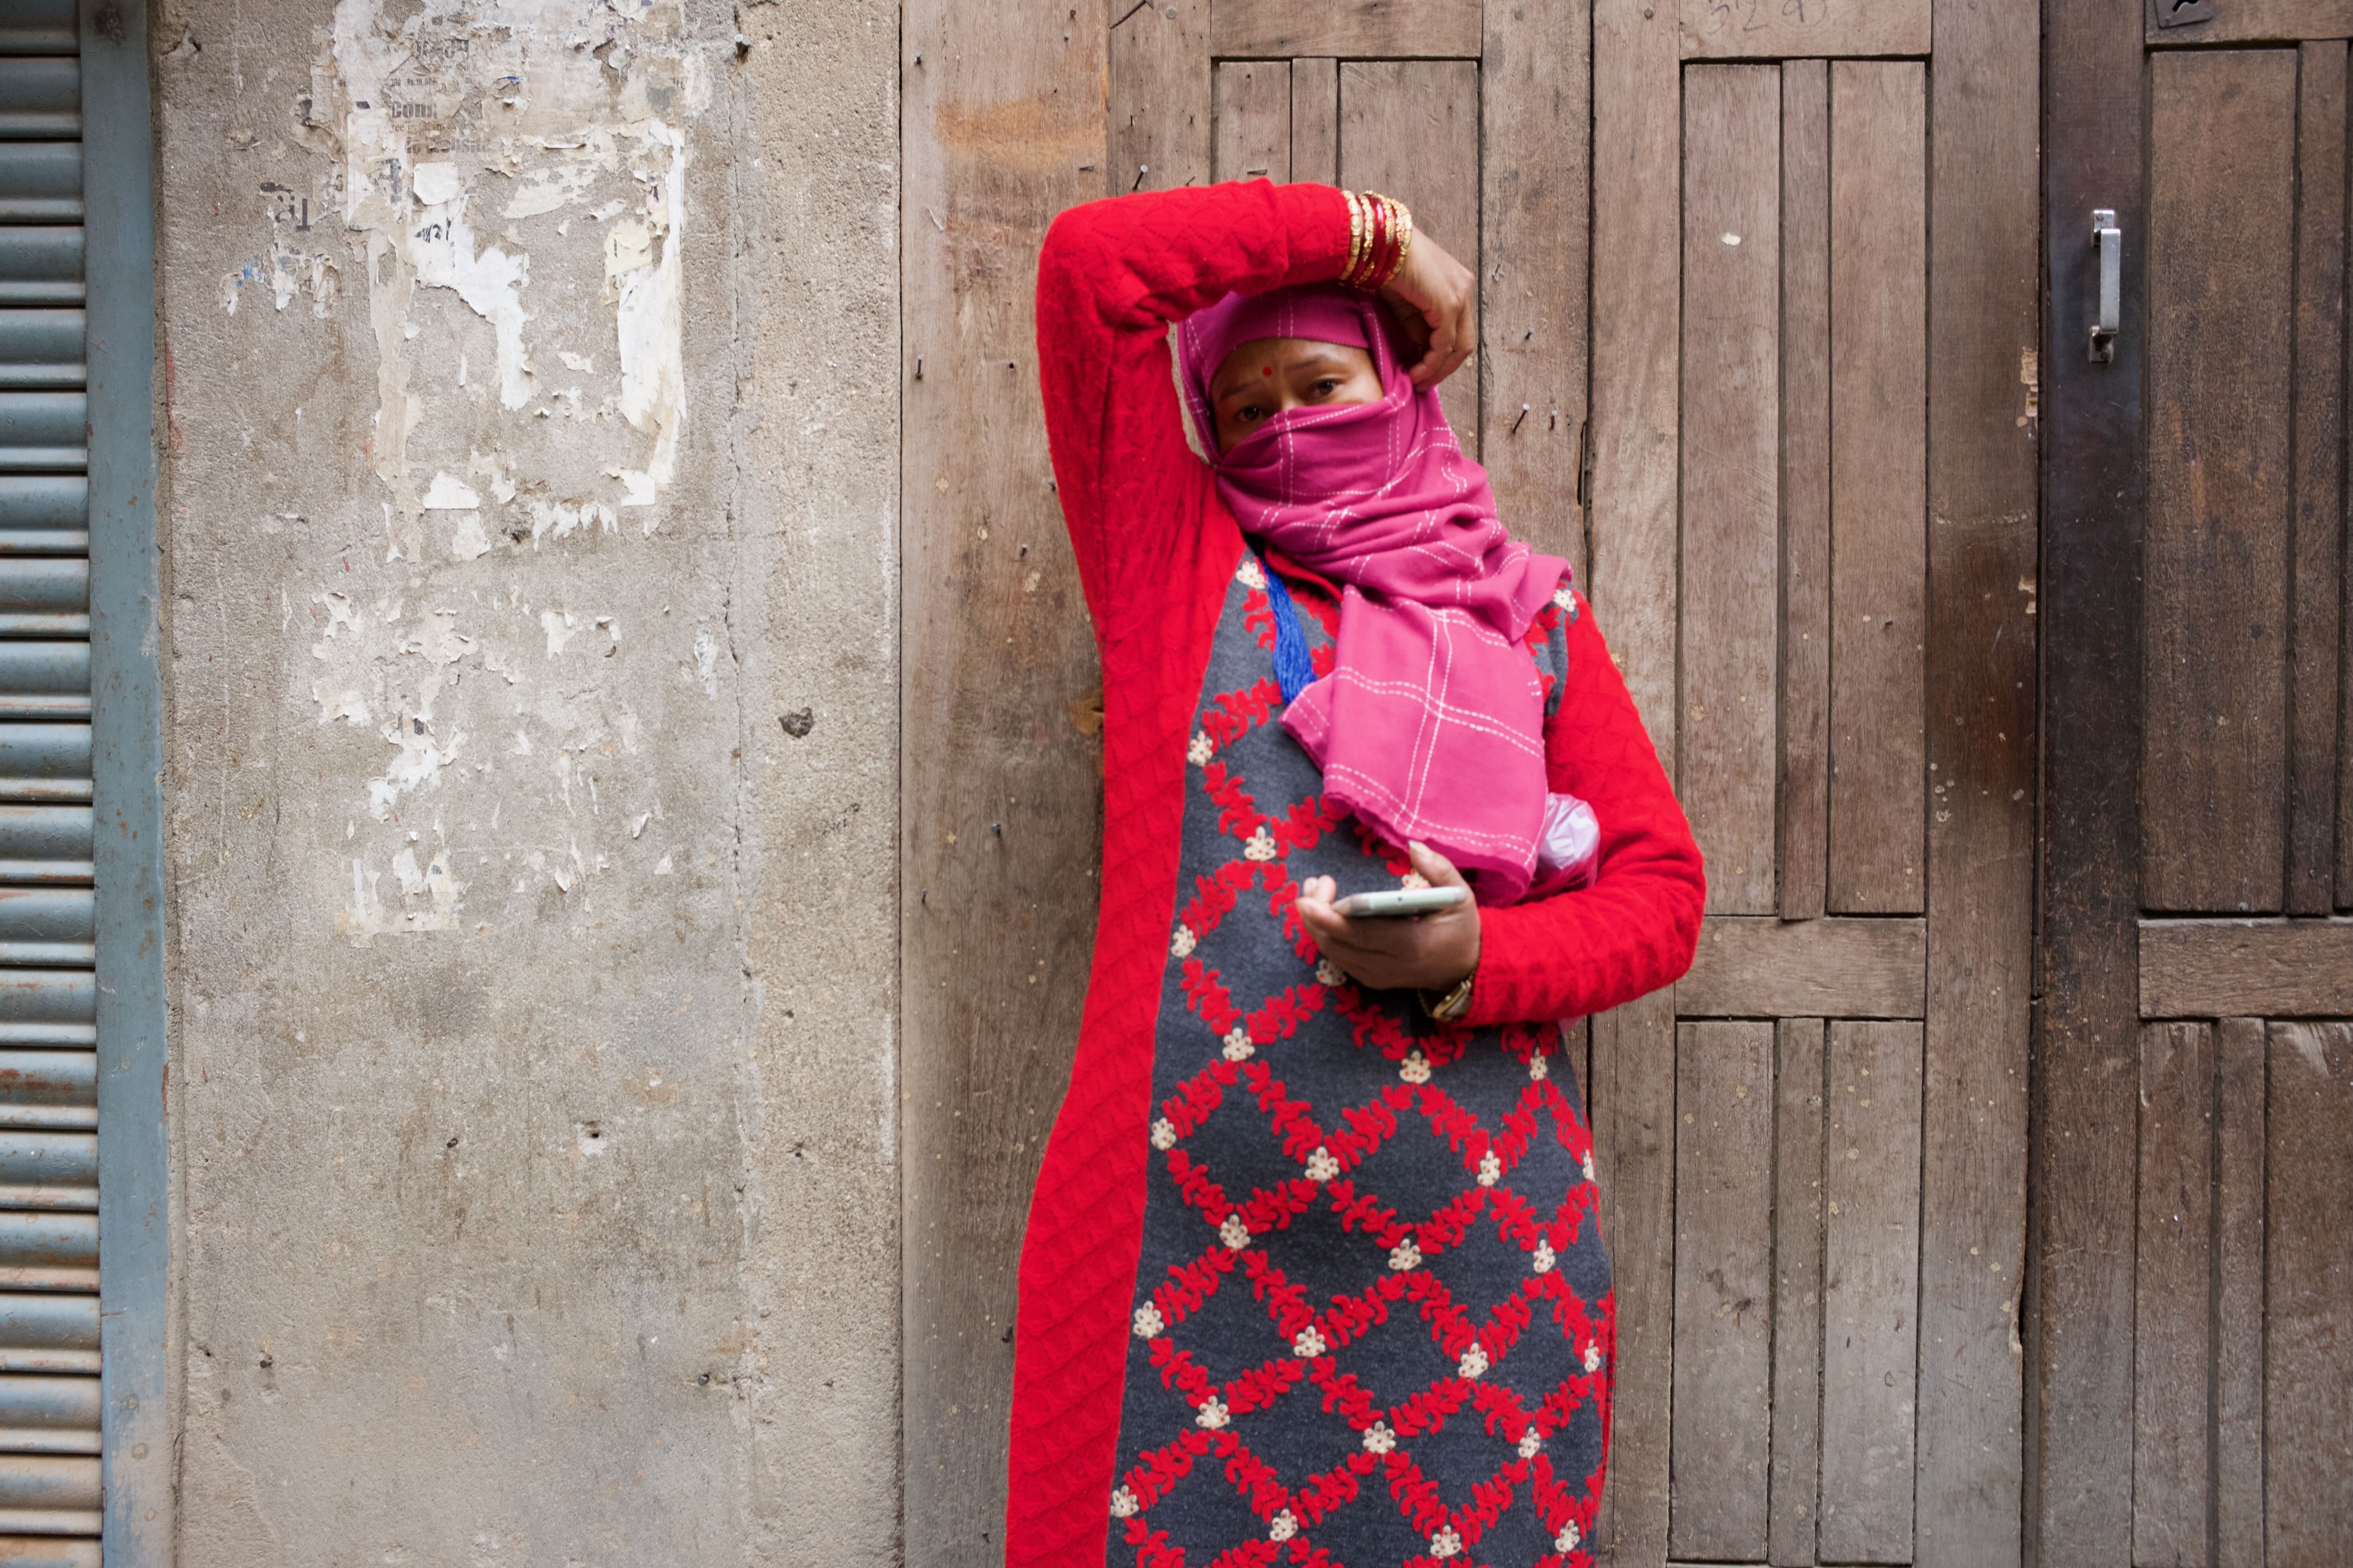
left=1260, top=559, right=1317, bottom=704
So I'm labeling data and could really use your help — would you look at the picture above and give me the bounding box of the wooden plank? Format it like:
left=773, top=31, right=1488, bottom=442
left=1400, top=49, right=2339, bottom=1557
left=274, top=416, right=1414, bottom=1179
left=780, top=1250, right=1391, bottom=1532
left=1480, top=0, right=1592, bottom=578
left=1589, top=0, right=1683, bottom=780
left=1820, top=1019, right=1923, bottom=1564
left=2214, top=1017, right=2266, bottom=1568
left=1337, top=59, right=1481, bottom=446
left=2291, top=42, right=2347, bottom=916
left=1209, top=0, right=1485, bottom=58
left=1678, top=915, right=1925, bottom=1019
left=1682, top=0, right=1932, bottom=58
left=1768, top=1018, right=1827, bottom=1567
left=901, top=0, right=1111, bottom=1557
left=1913, top=0, right=2040, bottom=1552
left=2138, top=918, right=2353, bottom=1018
left=1589, top=987, right=1679, bottom=1564
left=2033, top=0, right=2148, bottom=1551
left=1669, top=1021, right=1775, bottom=1561
left=2265, top=1021, right=2353, bottom=1567
left=1779, top=58, right=1831, bottom=924
left=2149, top=0, right=2352, bottom=43
left=1289, top=58, right=1338, bottom=186
left=1211, top=59, right=1288, bottom=184
left=2144, top=49, right=2298, bottom=915
left=1111, top=0, right=1211, bottom=198
left=1680, top=65, right=1781, bottom=917
left=1591, top=2, right=1682, bottom=1554
left=2132, top=1021, right=2214, bottom=1568
left=1826, top=61, right=1927, bottom=914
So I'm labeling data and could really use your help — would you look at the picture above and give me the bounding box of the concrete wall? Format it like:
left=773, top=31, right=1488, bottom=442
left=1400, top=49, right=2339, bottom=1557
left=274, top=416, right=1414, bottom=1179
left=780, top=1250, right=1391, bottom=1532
left=150, top=0, right=901, bottom=1558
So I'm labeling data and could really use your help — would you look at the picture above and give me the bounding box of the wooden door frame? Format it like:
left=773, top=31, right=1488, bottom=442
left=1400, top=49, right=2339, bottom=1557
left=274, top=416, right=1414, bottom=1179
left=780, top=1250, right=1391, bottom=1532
left=2033, top=0, right=2148, bottom=1557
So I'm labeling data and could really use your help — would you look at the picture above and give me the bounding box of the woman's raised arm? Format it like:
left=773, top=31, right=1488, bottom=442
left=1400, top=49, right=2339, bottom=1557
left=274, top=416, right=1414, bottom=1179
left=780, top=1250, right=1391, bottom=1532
left=1034, top=182, right=1349, bottom=627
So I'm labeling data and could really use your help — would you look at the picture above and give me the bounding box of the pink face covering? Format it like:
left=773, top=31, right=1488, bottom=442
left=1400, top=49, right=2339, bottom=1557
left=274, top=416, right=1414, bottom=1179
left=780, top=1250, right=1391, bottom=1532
left=1175, top=284, right=1572, bottom=905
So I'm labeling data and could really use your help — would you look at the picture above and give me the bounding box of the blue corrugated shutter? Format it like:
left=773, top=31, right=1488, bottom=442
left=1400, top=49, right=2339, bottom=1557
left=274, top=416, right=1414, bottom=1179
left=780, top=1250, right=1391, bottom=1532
left=0, top=2, right=103, bottom=1561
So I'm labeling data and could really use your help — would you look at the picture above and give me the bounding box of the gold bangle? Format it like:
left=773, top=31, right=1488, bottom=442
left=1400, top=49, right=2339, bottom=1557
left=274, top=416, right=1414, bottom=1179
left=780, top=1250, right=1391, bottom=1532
left=1391, top=198, right=1413, bottom=279
left=1342, top=190, right=1368, bottom=287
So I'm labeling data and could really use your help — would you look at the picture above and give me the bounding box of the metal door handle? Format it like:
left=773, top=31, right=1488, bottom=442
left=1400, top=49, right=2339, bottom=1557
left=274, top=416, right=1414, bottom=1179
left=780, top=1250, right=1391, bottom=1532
left=2090, top=208, right=2120, bottom=362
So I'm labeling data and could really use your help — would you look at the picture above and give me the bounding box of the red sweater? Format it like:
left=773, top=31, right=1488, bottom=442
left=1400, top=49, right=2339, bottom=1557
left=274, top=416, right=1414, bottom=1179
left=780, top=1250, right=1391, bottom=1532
left=1005, top=180, right=1704, bottom=1566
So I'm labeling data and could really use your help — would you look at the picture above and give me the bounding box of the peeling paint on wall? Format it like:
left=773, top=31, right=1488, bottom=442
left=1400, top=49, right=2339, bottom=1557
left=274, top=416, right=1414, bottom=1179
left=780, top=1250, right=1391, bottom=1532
left=247, top=0, right=717, bottom=941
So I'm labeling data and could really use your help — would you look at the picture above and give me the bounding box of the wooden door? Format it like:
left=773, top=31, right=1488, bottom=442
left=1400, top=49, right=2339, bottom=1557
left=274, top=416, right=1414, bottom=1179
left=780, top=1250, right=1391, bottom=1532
left=902, top=2, right=2036, bottom=1564
left=2039, top=4, right=2353, bottom=1564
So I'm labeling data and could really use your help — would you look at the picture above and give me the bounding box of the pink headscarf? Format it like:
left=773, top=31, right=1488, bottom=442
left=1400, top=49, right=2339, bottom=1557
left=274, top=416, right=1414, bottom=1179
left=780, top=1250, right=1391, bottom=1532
left=1175, top=284, right=1571, bottom=905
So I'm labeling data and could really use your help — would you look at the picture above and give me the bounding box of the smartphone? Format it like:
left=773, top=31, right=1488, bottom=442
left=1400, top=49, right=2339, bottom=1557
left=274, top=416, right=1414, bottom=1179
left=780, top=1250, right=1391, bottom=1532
left=1330, top=885, right=1470, bottom=920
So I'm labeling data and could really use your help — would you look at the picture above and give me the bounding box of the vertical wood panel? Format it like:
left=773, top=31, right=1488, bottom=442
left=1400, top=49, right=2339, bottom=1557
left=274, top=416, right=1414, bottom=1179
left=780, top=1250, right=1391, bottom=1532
left=1915, top=0, right=2040, bottom=1554
left=1590, top=3, right=1684, bottom=1554
left=1769, top=1017, right=1826, bottom=1568
left=1591, top=8, right=1684, bottom=1558
left=1212, top=59, right=1289, bottom=184
left=2215, top=1017, right=2267, bottom=1568
left=1779, top=59, right=1831, bottom=925
left=2290, top=41, right=2347, bottom=914
left=901, top=0, right=1110, bottom=1558
left=1109, top=0, right=1209, bottom=198
left=2144, top=49, right=2297, bottom=914
left=1289, top=57, right=1338, bottom=185
left=1481, top=0, right=1592, bottom=577
left=1680, top=65, right=1781, bottom=917
left=1669, top=1021, right=1774, bottom=1561
left=2132, top=1021, right=2213, bottom=1568
left=1826, top=62, right=1927, bottom=914
left=1589, top=0, right=1683, bottom=773
left=1821, top=1019, right=1923, bottom=1564
left=1590, top=987, right=1678, bottom=1564
left=1337, top=60, right=1482, bottom=446
left=2266, top=1020, right=2353, bottom=1568
left=2033, top=0, right=2149, bottom=1549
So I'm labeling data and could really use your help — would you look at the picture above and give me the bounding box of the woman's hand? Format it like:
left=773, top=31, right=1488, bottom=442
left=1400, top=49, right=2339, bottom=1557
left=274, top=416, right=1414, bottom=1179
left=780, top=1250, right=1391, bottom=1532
left=1295, top=841, right=1481, bottom=994
left=1377, top=229, right=1476, bottom=390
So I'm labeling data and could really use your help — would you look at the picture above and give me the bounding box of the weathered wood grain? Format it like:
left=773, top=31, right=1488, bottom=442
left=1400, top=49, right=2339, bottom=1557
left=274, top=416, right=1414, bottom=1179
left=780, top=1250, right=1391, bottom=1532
left=1677, top=915, right=1925, bottom=1019
left=2215, top=1016, right=2266, bottom=1568
left=1826, top=62, right=1927, bottom=914
left=2144, top=49, right=2297, bottom=914
left=901, top=0, right=1110, bottom=1558
left=1110, top=0, right=1210, bottom=198
left=1212, top=59, right=1289, bottom=184
left=2133, top=1021, right=2213, bottom=1568
left=1337, top=60, right=1482, bottom=447
left=1481, top=0, right=1591, bottom=577
left=1289, top=57, right=1338, bottom=186
left=1589, top=0, right=1683, bottom=779
left=1768, top=1017, right=1826, bottom=1567
left=1820, top=1019, right=1923, bottom=1565
left=1779, top=58, right=1831, bottom=925
left=1680, top=65, right=1781, bottom=917
left=1210, top=0, right=1486, bottom=58
left=2291, top=41, right=2346, bottom=915
left=1913, top=0, right=2040, bottom=1553
left=1669, top=1021, right=1775, bottom=1562
left=1590, top=1, right=1683, bottom=1551
left=2033, top=0, right=2148, bottom=1551
left=2265, top=1021, right=2353, bottom=1566
left=2148, top=0, right=2353, bottom=43
left=2138, top=918, right=2353, bottom=1018
left=1590, top=986, right=1679, bottom=1564
left=1682, top=0, right=1932, bottom=58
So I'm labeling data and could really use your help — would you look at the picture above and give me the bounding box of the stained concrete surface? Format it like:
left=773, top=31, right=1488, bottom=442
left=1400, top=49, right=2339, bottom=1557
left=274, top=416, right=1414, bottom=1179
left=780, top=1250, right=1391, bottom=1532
left=152, top=0, right=900, bottom=1558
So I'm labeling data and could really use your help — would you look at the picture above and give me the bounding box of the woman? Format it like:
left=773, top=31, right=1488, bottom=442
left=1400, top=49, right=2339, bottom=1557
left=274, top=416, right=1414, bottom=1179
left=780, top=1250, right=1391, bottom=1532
left=1010, top=178, right=1704, bottom=1568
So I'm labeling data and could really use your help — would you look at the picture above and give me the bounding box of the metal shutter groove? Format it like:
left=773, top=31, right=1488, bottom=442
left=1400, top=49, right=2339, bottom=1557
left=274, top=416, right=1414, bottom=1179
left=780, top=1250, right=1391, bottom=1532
left=0, top=1, right=98, bottom=1556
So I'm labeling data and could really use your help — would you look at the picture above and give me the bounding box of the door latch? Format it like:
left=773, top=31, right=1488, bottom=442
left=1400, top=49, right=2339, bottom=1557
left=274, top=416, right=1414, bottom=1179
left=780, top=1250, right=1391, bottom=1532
left=2089, top=208, right=2121, bottom=363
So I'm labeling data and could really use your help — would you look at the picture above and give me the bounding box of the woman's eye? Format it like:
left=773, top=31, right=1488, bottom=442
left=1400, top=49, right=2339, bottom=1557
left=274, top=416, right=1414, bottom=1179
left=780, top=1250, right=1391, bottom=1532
left=1237, top=405, right=1264, bottom=423
left=1312, top=379, right=1341, bottom=396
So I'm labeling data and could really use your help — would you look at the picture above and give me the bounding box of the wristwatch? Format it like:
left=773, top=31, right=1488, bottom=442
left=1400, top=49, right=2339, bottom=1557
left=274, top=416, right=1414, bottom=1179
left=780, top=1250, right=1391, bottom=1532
left=1423, top=968, right=1476, bottom=1023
